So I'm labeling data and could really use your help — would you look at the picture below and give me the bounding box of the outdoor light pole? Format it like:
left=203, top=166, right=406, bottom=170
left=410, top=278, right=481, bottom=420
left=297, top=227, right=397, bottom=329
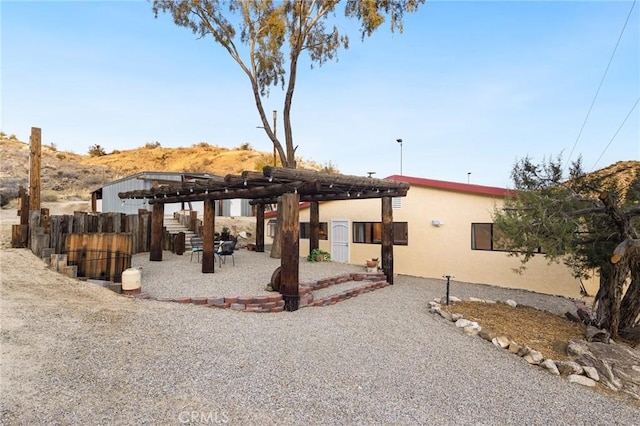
left=257, top=110, right=278, bottom=166
left=396, top=138, right=403, bottom=175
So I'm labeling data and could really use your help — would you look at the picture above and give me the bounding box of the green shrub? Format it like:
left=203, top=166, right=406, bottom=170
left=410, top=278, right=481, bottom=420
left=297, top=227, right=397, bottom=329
left=307, top=248, right=331, bottom=262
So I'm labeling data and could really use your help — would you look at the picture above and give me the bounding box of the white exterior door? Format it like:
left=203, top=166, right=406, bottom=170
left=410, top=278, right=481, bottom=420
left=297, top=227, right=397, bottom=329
left=331, top=220, right=349, bottom=263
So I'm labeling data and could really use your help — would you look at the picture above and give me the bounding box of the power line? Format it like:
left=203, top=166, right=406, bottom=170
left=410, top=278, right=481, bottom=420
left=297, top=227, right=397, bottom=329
left=565, top=0, right=637, bottom=168
left=590, top=96, right=640, bottom=171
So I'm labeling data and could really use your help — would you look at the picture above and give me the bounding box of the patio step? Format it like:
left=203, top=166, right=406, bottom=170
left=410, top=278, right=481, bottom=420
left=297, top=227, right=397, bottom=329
left=299, top=272, right=390, bottom=308
left=164, top=216, right=197, bottom=249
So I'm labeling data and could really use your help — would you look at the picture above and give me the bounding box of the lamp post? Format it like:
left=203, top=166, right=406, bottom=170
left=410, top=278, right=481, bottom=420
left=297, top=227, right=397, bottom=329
left=396, top=138, right=403, bottom=175
left=257, top=110, right=277, bottom=166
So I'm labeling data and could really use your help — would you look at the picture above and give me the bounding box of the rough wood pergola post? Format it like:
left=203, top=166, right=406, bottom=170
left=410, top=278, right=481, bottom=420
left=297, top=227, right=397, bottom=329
left=150, top=203, right=164, bottom=261
left=309, top=200, right=320, bottom=255
left=28, top=127, right=42, bottom=250
left=381, top=196, right=394, bottom=284
left=255, top=203, right=265, bottom=252
left=280, top=193, right=300, bottom=311
left=202, top=198, right=216, bottom=273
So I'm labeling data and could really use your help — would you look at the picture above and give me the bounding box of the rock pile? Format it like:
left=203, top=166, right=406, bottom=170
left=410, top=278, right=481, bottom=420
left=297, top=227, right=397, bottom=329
left=429, top=297, right=640, bottom=402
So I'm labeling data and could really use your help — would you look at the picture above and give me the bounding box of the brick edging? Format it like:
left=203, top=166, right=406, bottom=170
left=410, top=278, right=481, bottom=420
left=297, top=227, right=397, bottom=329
left=123, top=272, right=390, bottom=313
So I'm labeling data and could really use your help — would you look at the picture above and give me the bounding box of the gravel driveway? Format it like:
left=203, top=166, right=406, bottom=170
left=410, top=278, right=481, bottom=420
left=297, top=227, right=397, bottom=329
left=1, top=248, right=638, bottom=425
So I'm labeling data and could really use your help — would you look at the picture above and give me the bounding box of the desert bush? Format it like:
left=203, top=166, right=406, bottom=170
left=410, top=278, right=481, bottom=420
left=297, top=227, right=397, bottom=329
left=111, top=149, right=121, bottom=155
left=145, top=141, right=161, bottom=149
left=88, top=144, right=107, bottom=157
left=0, top=131, right=6, bottom=138
left=41, top=191, right=59, bottom=202
left=193, top=141, right=210, bottom=148
left=0, top=187, right=19, bottom=207
left=56, top=153, right=67, bottom=160
left=9, top=134, right=17, bottom=140
left=237, top=142, right=252, bottom=150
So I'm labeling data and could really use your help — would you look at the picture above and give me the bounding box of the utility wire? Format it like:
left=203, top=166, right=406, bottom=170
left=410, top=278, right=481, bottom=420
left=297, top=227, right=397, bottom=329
left=590, top=96, right=640, bottom=171
left=565, top=0, right=637, bottom=168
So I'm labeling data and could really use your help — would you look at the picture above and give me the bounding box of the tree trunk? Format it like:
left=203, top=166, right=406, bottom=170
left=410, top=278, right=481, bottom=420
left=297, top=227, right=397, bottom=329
left=270, top=197, right=283, bottom=259
left=619, top=256, right=640, bottom=331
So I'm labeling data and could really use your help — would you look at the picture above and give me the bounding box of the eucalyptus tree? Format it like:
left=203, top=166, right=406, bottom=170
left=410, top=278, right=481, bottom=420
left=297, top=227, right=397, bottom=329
left=493, top=156, right=640, bottom=340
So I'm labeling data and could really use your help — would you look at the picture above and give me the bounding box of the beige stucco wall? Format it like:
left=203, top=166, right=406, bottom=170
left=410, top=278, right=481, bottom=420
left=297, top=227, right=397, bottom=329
left=265, top=185, right=598, bottom=299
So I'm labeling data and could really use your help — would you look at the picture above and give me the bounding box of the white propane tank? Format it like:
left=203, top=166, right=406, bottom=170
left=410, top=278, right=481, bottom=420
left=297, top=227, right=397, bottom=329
left=121, top=268, right=142, bottom=294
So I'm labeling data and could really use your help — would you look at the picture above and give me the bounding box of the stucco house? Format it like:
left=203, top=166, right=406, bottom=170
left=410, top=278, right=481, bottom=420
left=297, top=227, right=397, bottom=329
left=265, top=175, right=596, bottom=299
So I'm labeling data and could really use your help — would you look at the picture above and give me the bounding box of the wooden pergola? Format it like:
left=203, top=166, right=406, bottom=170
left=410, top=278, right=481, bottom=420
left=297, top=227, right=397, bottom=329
left=119, top=166, right=410, bottom=311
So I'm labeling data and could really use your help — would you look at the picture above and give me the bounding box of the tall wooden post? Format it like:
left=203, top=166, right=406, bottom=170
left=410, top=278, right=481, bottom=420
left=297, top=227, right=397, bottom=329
left=381, top=197, right=394, bottom=284
left=280, top=193, right=300, bottom=311
left=91, top=192, right=98, bottom=212
left=28, top=127, right=41, bottom=212
left=309, top=200, right=320, bottom=255
left=150, top=203, right=164, bottom=261
left=255, top=203, right=265, bottom=252
left=202, top=198, right=216, bottom=273
left=28, top=127, right=42, bottom=250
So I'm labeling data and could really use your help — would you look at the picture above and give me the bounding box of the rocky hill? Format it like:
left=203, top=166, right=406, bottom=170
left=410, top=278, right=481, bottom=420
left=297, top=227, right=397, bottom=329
left=0, top=136, right=335, bottom=206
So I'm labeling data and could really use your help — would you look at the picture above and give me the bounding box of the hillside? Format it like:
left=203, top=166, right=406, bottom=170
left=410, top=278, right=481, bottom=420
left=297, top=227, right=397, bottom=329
left=0, top=136, right=334, bottom=205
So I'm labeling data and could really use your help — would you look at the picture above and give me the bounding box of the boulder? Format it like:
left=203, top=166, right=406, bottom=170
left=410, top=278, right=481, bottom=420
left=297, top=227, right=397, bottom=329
left=524, top=350, right=544, bottom=365
left=455, top=318, right=472, bottom=328
left=438, top=310, right=453, bottom=321
left=567, top=339, right=640, bottom=400
left=479, top=329, right=496, bottom=342
left=568, top=374, right=596, bottom=387
left=492, top=335, right=511, bottom=349
left=582, top=366, right=600, bottom=381
left=508, top=342, right=522, bottom=354
left=541, top=359, right=560, bottom=375
left=585, top=325, right=610, bottom=343
left=555, top=360, right=583, bottom=376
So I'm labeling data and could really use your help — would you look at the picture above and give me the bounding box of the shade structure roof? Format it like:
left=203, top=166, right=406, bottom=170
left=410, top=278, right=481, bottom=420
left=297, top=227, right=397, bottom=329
left=118, top=166, right=410, bottom=205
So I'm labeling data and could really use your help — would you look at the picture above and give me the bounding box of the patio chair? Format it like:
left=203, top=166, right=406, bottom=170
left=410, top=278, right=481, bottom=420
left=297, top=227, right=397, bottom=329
left=190, top=236, right=203, bottom=262
left=216, top=240, right=235, bottom=267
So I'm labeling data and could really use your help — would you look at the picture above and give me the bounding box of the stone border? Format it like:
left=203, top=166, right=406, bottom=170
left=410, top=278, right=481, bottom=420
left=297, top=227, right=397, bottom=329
left=428, top=297, right=601, bottom=389
left=120, top=272, right=390, bottom=313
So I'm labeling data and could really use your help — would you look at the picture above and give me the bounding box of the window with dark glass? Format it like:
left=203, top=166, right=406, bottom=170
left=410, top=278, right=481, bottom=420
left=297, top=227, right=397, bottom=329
left=352, top=222, right=408, bottom=245
left=300, top=222, right=328, bottom=240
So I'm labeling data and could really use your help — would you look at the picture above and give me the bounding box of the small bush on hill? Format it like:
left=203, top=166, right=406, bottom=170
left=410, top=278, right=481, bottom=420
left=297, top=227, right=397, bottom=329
left=88, top=144, right=106, bottom=157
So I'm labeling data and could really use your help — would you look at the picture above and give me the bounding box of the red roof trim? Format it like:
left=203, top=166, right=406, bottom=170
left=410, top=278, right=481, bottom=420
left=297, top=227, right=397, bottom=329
left=386, top=175, right=512, bottom=197
left=263, top=176, right=511, bottom=217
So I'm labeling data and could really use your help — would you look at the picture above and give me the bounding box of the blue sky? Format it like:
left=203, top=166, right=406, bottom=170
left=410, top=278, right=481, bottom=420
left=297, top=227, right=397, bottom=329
left=2, top=1, right=638, bottom=188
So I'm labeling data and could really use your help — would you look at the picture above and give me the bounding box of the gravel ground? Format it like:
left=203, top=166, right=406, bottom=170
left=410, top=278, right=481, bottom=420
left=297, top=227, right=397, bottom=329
left=2, top=248, right=638, bottom=425
left=132, top=250, right=364, bottom=298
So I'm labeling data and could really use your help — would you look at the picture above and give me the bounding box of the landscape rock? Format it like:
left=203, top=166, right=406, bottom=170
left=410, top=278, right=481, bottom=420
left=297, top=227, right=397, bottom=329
left=540, top=359, right=560, bottom=375
left=582, top=366, right=600, bottom=381
left=451, top=313, right=464, bottom=322
left=568, top=374, right=596, bottom=387
left=505, top=299, right=517, bottom=308
left=585, top=325, right=610, bottom=343
left=508, top=342, right=522, bottom=354
left=523, top=349, right=544, bottom=365
left=492, top=335, right=510, bottom=349
left=438, top=310, right=453, bottom=321
left=478, top=329, right=496, bottom=342
left=567, top=339, right=640, bottom=399
left=555, top=360, right=584, bottom=376
left=463, top=323, right=481, bottom=336
left=455, top=318, right=472, bottom=328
